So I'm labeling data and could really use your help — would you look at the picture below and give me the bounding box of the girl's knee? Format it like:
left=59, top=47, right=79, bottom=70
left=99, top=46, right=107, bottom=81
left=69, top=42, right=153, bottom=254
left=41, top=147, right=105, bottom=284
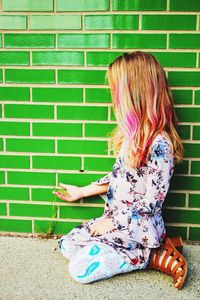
left=68, top=258, right=97, bottom=284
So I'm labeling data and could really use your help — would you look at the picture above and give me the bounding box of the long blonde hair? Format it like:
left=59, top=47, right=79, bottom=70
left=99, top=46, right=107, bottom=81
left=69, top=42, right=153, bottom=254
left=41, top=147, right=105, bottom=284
left=106, top=51, right=183, bottom=168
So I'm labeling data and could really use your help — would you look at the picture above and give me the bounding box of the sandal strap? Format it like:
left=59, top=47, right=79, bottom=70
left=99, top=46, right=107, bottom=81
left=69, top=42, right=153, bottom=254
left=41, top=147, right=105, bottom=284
left=173, top=269, right=185, bottom=282
left=166, top=252, right=180, bottom=274
left=171, top=260, right=185, bottom=275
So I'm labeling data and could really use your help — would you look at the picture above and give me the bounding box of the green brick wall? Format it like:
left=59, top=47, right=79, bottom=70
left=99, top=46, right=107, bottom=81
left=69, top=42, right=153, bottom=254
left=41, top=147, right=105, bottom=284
left=0, top=0, right=200, bottom=240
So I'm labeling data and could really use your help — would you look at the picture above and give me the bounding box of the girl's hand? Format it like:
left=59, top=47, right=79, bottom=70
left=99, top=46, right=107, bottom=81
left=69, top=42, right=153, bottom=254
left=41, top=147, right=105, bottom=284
left=89, top=218, right=116, bottom=236
left=52, top=183, right=83, bottom=202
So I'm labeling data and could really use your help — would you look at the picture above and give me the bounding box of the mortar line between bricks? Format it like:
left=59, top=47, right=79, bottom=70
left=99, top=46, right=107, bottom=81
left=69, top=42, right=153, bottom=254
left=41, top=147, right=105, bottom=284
left=4, top=201, right=105, bottom=208
left=167, top=0, right=170, bottom=11
left=0, top=49, right=199, bottom=53
left=2, top=29, right=200, bottom=33
left=0, top=11, right=199, bottom=15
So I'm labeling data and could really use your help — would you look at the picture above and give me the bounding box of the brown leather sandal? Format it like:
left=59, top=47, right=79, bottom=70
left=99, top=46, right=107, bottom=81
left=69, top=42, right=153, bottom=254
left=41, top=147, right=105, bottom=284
left=148, top=236, right=187, bottom=289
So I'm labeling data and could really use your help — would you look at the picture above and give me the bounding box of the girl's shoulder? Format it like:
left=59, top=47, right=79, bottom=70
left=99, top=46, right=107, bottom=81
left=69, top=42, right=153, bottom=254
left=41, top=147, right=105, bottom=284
left=149, top=132, right=173, bottom=160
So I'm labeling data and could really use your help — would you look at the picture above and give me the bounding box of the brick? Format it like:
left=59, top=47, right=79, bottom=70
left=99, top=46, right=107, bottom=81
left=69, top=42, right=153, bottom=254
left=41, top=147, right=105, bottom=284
left=0, top=122, right=30, bottom=136
left=164, top=192, right=186, bottom=207
left=58, top=70, right=106, bottom=85
left=0, top=34, right=2, bottom=47
left=85, top=123, right=116, bottom=137
left=184, top=144, right=200, bottom=158
left=58, top=173, right=106, bottom=186
left=57, top=106, right=108, bottom=121
left=113, top=34, right=166, bottom=49
left=84, top=157, right=115, bottom=171
left=10, top=203, right=58, bottom=218
left=0, top=155, right=30, bottom=169
left=34, top=220, right=81, bottom=234
left=2, top=0, right=53, bottom=11
left=170, top=176, right=200, bottom=191
left=8, top=171, right=56, bottom=186
left=58, top=33, right=110, bottom=48
left=165, top=226, right=187, bottom=239
left=87, top=51, right=122, bottom=66
left=6, top=138, right=55, bottom=153
left=112, top=0, right=166, bottom=11
left=0, top=15, right=26, bottom=30
left=189, top=228, right=200, bottom=240
left=0, top=203, right=6, bottom=215
left=0, top=87, right=30, bottom=101
left=0, top=51, right=29, bottom=65
left=174, top=160, right=189, bottom=174
left=171, top=89, right=193, bottom=105
left=0, top=138, right=3, bottom=151
left=142, top=15, right=196, bottom=30
left=5, top=69, right=55, bottom=84
left=60, top=206, right=104, bottom=220
left=85, top=88, right=111, bottom=102
left=195, top=91, right=200, bottom=105
left=0, top=187, right=29, bottom=200
left=170, top=0, right=200, bottom=11
left=56, top=0, right=109, bottom=11
left=4, top=34, right=55, bottom=48
left=168, top=71, right=200, bottom=87
left=193, top=126, right=200, bottom=140
left=32, top=87, right=83, bottom=103
left=0, top=70, right=2, bottom=82
left=169, top=34, right=200, bottom=49
left=0, top=219, right=32, bottom=233
left=151, top=52, right=196, bottom=68
left=58, top=140, right=107, bottom=155
left=32, top=188, right=59, bottom=202
left=163, top=208, right=200, bottom=224
left=5, top=104, right=54, bottom=119
left=0, top=171, right=5, bottom=184
left=191, top=161, right=200, bottom=174
left=32, top=156, right=81, bottom=170
left=30, top=15, right=81, bottom=30
left=178, top=125, right=190, bottom=140
left=176, top=108, right=200, bottom=122
left=0, top=105, right=2, bottom=118
left=32, top=123, right=82, bottom=137
left=32, top=51, right=84, bottom=66
left=189, top=194, right=200, bottom=208
left=85, top=15, right=138, bottom=30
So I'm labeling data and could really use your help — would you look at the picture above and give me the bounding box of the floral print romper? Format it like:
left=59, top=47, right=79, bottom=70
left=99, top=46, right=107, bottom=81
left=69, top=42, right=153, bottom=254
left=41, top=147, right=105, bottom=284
left=58, top=133, right=174, bottom=284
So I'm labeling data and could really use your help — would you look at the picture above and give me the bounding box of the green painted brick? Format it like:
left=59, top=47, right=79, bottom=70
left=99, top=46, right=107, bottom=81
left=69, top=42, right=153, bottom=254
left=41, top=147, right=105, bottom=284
left=193, top=126, right=200, bottom=140
left=0, top=155, right=30, bottom=169
left=191, top=161, right=200, bottom=174
left=0, top=203, right=7, bottom=215
left=60, top=206, right=104, bottom=220
left=142, top=15, right=196, bottom=30
left=184, top=144, right=200, bottom=158
left=32, top=123, right=82, bottom=137
left=113, top=0, right=166, bottom=11
left=195, top=91, right=200, bottom=105
left=168, top=72, right=200, bottom=87
left=6, top=138, right=55, bottom=153
left=85, top=88, right=111, bottom=102
left=176, top=108, right=200, bottom=122
left=0, top=171, right=5, bottom=184
left=169, top=34, right=200, bottom=49
left=189, top=228, right=200, bottom=240
left=84, top=157, right=115, bottom=171
left=171, top=89, right=193, bottom=105
left=170, top=176, right=200, bottom=191
left=32, top=51, right=84, bottom=66
left=58, top=173, right=106, bottom=186
left=32, top=188, right=61, bottom=202
left=174, top=160, right=189, bottom=174
left=32, top=87, right=83, bottom=103
left=87, top=51, right=122, bottom=67
left=113, top=34, right=166, bottom=49
left=164, top=192, right=186, bottom=207
left=0, top=69, right=2, bottom=82
left=56, top=0, right=109, bottom=11
left=85, top=15, right=138, bottom=30
left=0, top=51, right=29, bottom=65
left=0, top=104, right=2, bottom=118
left=34, top=220, right=81, bottom=234
left=163, top=208, right=200, bottom=224
left=0, top=219, right=32, bottom=233
left=189, top=194, right=200, bottom=208
left=4, top=34, right=55, bottom=48
left=10, top=203, right=57, bottom=218
left=178, top=125, right=190, bottom=140
left=0, top=187, right=29, bottom=200
left=5, top=69, right=55, bottom=84
left=32, top=156, right=81, bottom=170
left=5, top=104, right=54, bottom=119
left=0, top=138, right=3, bottom=151
left=166, top=226, right=187, bottom=239
left=0, top=87, right=30, bottom=101
left=85, top=123, right=116, bottom=137
left=2, top=0, right=54, bottom=11
left=58, top=33, right=110, bottom=48
left=30, top=15, right=81, bottom=30
left=58, top=140, right=108, bottom=155
left=0, top=15, right=26, bottom=30
left=170, top=0, right=200, bottom=11
left=151, top=52, right=196, bottom=68
left=57, top=106, right=108, bottom=121
left=58, top=70, right=106, bottom=85
left=8, top=171, right=56, bottom=186
left=0, top=34, right=2, bottom=47
left=0, top=122, right=30, bottom=136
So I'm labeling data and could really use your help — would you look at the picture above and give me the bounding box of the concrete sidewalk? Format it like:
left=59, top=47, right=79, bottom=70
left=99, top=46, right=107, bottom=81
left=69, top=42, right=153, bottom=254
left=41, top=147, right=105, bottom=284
left=0, top=236, right=199, bottom=300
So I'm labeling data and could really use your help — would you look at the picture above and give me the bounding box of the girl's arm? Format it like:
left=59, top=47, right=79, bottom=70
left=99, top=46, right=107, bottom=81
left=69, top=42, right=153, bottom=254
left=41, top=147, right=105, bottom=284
left=80, top=182, right=109, bottom=198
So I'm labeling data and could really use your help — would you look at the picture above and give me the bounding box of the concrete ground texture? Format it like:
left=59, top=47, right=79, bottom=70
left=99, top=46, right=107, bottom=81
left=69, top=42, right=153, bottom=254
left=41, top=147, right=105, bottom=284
left=0, top=235, right=200, bottom=300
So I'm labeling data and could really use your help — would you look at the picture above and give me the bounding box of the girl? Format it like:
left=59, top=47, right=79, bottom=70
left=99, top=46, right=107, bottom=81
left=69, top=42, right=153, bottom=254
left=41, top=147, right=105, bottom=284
left=53, top=51, right=187, bottom=289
